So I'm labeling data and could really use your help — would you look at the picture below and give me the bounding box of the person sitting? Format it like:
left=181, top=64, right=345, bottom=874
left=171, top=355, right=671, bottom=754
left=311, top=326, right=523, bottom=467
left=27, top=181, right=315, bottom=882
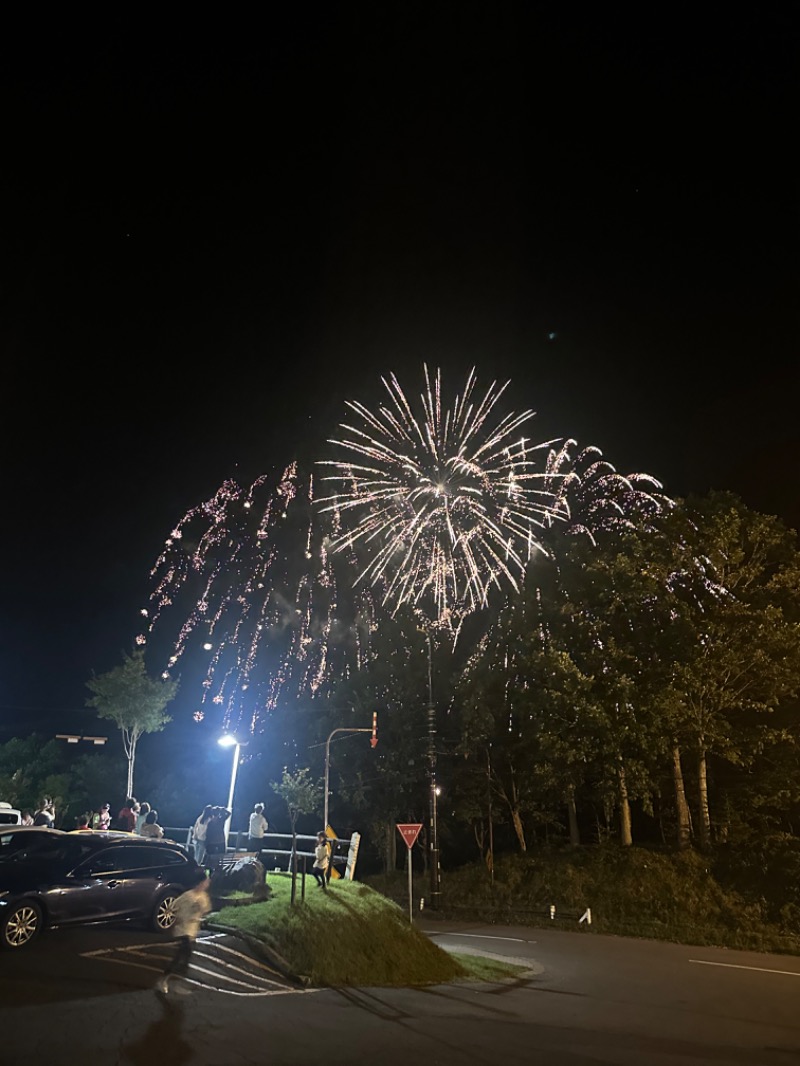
left=140, top=809, right=164, bottom=839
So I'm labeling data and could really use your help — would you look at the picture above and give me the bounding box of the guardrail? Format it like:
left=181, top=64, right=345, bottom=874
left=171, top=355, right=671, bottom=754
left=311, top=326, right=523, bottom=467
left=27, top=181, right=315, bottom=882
left=164, top=826, right=361, bottom=880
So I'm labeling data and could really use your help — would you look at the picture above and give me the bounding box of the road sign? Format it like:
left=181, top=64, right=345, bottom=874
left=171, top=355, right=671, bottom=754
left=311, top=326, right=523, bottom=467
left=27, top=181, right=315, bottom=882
left=397, top=823, right=423, bottom=849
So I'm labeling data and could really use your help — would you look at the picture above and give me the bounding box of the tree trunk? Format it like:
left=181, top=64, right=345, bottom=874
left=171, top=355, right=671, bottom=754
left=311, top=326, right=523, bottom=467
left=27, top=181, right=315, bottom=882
left=510, top=806, right=527, bottom=852
left=566, top=784, right=580, bottom=846
left=697, top=747, right=711, bottom=849
left=618, top=762, right=633, bottom=846
left=385, top=821, right=397, bottom=874
left=126, top=736, right=137, bottom=799
left=672, top=744, right=692, bottom=850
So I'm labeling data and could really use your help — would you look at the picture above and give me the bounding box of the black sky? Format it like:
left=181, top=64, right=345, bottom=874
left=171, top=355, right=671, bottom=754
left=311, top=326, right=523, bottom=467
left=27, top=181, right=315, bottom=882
left=2, top=7, right=797, bottom=735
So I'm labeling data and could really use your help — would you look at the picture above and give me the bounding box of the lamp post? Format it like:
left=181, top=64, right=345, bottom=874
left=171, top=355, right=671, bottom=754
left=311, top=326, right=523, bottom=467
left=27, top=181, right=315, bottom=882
left=218, top=734, right=241, bottom=849
left=324, top=713, right=378, bottom=832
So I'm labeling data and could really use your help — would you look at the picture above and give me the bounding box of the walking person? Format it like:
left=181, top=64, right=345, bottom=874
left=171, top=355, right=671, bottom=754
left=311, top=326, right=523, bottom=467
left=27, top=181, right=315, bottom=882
left=247, top=802, right=268, bottom=866
left=192, top=805, right=214, bottom=866
left=311, top=831, right=329, bottom=889
left=155, top=870, right=212, bottom=996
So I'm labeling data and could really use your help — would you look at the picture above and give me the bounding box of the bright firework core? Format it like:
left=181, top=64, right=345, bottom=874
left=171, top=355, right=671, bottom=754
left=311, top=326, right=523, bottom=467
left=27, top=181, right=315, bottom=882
left=317, top=366, right=568, bottom=626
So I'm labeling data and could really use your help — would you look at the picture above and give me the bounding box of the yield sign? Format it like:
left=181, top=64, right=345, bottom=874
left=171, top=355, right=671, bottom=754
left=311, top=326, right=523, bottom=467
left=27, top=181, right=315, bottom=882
left=397, top=823, right=423, bottom=849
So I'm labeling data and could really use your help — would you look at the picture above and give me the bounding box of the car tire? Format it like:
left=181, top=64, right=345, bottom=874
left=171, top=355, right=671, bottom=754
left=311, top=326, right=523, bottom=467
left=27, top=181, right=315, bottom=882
left=151, top=889, right=179, bottom=933
left=0, top=899, right=43, bottom=950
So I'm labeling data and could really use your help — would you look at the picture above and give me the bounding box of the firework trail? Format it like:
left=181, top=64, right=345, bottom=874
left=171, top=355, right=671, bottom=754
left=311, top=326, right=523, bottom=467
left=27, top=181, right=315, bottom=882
left=138, top=463, right=380, bottom=738
left=317, top=365, right=569, bottom=630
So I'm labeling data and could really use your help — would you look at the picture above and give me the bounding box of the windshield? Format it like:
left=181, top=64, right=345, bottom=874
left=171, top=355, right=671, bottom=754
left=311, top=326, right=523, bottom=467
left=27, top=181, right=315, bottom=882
left=0, top=833, right=91, bottom=866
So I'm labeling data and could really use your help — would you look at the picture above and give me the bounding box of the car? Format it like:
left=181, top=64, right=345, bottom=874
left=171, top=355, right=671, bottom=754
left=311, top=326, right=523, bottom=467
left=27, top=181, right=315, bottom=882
left=0, top=826, right=205, bottom=950
left=0, top=803, right=22, bottom=826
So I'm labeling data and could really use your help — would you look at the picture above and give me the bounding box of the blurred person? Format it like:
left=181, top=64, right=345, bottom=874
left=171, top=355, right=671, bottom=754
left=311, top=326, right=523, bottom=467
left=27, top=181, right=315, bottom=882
left=311, top=831, right=329, bottom=889
left=92, top=803, right=111, bottom=831
left=155, top=869, right=212, bottom=996
left=74, top=814, right=91, bottom=831
left=115, top=798, right=139, bottom=832
left=204, top=806, right=230, bottom=872
left=135, top=801, right=151, bottom=834
left=247, top=802, right=268, bottom=860
left=20, top=810, right=34, bottom=826
left=33, top=799, right=55, bottom=827
left=140, top=809, right=164, bottom=839
left=192, top=805, right=214, bottom=866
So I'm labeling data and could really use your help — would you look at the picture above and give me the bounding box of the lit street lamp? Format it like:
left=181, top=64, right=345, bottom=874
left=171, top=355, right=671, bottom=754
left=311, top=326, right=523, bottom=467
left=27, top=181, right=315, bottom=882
left=218, top=734, right=241, bottom=848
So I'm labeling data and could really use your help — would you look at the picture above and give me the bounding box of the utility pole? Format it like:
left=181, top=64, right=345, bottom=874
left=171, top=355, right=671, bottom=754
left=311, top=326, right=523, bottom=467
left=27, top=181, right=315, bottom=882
left=425, top=634, right=441, bottom=910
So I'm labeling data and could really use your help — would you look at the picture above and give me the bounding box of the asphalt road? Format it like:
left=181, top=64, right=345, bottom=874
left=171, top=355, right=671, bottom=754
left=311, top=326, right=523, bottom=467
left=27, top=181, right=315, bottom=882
left=1, top=917, right=799, bottom=1065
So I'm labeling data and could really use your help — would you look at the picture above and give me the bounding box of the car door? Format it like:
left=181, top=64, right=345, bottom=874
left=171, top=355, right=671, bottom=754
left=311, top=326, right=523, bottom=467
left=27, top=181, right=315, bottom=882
left=49, top=846, right=140, bottom=925
left=120, top=843, right=189, bottom=918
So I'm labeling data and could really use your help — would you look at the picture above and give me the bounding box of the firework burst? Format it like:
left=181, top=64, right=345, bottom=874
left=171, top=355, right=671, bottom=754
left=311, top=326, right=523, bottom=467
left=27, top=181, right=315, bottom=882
left=317, top=366, right=568, bottom=629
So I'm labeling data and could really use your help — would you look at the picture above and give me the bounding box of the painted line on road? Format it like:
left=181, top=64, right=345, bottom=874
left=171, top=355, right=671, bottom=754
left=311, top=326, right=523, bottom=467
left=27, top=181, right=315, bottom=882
left=429, top=932, right=533, bottom=944
left=690, top=959, right=800, bottom=977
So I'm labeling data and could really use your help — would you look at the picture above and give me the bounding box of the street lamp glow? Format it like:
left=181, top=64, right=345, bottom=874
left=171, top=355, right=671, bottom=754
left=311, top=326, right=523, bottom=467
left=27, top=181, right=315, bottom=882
left=218, top=734, right=241, bottom=848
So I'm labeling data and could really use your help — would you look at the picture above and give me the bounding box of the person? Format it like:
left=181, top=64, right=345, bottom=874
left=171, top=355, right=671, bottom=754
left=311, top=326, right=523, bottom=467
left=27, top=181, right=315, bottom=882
left=74, top=814, right=91, bottom=830
left=155, top=869, right=212, bottom=996
left=311, top=831, right=329, bottom=889
left=204, top=806, right=230, bottom=872
left=192, top=805, right=214, bottom=866
left=116, top=798, right=139, bottom=832
left=33, top=799, right=55, bottom=827
left=20, top=810, right=34, bottom=826
left=247, top=802, right=268, bottom=858
left=135, top=801, right=151, bottom=834
left=92, top=803, right=111, bottom=831
left=140, top=809, right=164, bottom=839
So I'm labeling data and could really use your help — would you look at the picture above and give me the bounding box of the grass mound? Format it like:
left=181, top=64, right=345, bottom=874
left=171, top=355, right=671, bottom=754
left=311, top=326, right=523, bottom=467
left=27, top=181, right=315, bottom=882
left=209, top=873, right=469, bottom=987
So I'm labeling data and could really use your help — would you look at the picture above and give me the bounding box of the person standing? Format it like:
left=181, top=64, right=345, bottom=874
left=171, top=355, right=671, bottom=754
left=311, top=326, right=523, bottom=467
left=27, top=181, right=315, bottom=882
left=140, top=809, right=164, bottom=838
left=311, top=831, right=329, bottom=889
left=92, top=804, right=111, bottom=831
left=21, top=810, right=34, bottom=826
left=155, top=870, right=212, bottom=996
left=33, top=799, right=55, bottom=827
left=247, top=802, right=268, bottom=862
left=204, top=807, right=230, bottom=872
left=135, top=802, right=151, bottom=834
left=116, top=798, right=139, bottom=832
left=192, top=805, right=214, bottom=866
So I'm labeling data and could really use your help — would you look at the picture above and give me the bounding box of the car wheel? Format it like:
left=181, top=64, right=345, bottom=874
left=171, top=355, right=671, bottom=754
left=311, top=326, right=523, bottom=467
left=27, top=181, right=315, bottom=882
left=0, top=900, right=43, bottom=950
left=151, top=890, right=179, bottom=933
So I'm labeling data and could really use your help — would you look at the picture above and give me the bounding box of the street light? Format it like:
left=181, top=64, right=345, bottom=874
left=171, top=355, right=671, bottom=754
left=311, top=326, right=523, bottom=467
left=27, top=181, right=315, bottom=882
left=324, top=712, right=377, bottom=832
left=218, top=734, right=241, bottom=849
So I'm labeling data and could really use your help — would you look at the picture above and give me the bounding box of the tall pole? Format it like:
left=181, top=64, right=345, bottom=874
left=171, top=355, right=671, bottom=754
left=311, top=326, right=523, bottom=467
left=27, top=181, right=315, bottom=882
left=426, top=634, right=441, bottom=910
left=225, top=742, right=240, bottom=849
left=324, top=718, right=378, bottom=833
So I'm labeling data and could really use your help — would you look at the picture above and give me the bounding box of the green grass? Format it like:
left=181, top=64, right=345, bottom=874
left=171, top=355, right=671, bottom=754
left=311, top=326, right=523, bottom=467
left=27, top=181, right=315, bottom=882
left=208, top=872, right=493, bottom=987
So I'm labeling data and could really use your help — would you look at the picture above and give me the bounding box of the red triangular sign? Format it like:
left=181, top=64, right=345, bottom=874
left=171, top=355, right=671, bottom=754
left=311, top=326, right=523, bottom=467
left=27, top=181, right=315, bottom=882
left=397, top=823, right=423, bottom=848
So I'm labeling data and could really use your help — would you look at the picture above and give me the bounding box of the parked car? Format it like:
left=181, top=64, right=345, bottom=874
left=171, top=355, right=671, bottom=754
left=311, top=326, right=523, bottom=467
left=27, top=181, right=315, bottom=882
left=0, top=803, right=22, bottom=826
left=0, top=826, right=205, bottom=950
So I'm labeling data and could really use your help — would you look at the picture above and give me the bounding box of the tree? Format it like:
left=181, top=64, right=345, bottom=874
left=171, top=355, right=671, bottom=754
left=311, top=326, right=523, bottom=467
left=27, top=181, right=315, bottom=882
left=271, top=767, right=323, bottom=903
left=85, top=648, right=178, bottom=798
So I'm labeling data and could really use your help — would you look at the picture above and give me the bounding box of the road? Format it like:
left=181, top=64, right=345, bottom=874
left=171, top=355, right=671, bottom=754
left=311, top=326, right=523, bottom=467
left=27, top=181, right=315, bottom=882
left=1, top=917, right=799, bottom=1065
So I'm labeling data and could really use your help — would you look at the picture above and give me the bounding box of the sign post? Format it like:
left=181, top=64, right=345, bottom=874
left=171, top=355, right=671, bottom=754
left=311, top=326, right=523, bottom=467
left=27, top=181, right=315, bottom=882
left=396, top=823, right=423, bottom=923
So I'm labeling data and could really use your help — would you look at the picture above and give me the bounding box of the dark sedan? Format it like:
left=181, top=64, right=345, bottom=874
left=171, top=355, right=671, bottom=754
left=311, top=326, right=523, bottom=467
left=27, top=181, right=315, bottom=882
left=0, top=827, right=205, bottom=949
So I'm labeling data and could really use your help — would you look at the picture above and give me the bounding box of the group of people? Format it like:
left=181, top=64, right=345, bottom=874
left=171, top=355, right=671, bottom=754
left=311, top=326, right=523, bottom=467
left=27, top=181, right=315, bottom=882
left=69, top=797, right=165, bottom=836
left=190, top=805, right=231, bottom=869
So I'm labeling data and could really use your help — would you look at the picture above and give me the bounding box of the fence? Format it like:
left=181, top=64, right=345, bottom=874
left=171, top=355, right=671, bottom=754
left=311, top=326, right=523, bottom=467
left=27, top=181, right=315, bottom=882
left=166, top=826, right=361, bottom=880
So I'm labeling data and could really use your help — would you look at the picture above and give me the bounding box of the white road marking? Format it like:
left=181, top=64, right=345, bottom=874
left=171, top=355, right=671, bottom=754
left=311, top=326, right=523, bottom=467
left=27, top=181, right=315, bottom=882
left=690, top=959, right=800, bottom=977
left=429, top=932, right=533, bottom=944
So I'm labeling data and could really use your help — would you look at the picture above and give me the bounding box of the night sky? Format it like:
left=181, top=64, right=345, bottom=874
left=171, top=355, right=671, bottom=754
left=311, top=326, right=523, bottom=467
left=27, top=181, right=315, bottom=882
left=2, top=8, right=797, bottom=741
